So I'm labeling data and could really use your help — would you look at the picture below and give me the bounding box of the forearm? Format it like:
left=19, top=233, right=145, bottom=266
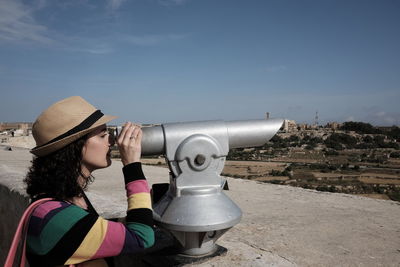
left=122, top=162, right=154, bottom=248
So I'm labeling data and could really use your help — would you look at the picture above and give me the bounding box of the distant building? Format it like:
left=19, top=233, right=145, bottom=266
left=325, top=122, right=342, bottom=130
left=0, top=122, right=32, bottom=135
left=283, top=119, right=297, bottom=133
left=297, top=124, right=308, bottom=131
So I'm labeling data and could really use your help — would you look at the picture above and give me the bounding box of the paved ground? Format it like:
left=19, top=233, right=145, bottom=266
left=1, top=146, right=400, bottom=266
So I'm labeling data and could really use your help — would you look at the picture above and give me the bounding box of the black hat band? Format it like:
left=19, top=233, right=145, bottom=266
left=37, top=110, right=104, bottom=148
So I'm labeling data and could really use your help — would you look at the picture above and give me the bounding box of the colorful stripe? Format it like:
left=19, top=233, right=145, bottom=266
left=28, top=205, right=89, bottom=255
left=126, top=179, right=150, bottom=196
left=127, top=193, right=152, bottom=210
left=91, top=220, right=126, bottom=258
left=28, top=202, right=71, bottom=236
left=32, top=201, right=63, bottom=219
left=126, top=208, right=153, bottom=226
left=65, top=218, right=108, bottom=264
left=127, top=223, right=155, bottom=248
left=38, top=214, right=98, bottom=265
left=120, top=228, right=144, bottom=254
left=123, top=162, right=145, bottom=184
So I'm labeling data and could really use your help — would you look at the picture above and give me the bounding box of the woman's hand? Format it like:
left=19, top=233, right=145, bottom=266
left=116, top=122, right=142, bottom=166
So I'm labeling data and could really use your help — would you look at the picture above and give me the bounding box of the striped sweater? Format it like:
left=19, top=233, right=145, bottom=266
left=26, top=162, right=154, bottom=267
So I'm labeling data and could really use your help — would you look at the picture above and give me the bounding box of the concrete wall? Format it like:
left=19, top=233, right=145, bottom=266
left=0, top=179, right=29, bottom=264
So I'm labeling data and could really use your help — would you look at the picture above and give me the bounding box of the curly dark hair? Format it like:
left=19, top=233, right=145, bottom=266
left=24, top=135, right=94, bottom=201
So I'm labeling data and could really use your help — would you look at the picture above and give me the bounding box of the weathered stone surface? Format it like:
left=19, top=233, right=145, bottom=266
left=1, top=147, right=399, bottom=266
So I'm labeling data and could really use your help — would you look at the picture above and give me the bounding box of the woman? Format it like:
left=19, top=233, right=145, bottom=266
left=23, top=96, right=154, bottom=267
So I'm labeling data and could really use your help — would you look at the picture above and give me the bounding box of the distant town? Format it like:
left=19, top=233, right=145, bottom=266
left=1, top=119, right=400, bottom=202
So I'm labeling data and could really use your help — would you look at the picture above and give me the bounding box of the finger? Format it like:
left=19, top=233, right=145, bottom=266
left=122, top=125, right=136, bottom=145
left=135, top=128, right=143, bottom=143
left=130, top=127, right=141, bottom=140
left=119, top=123, right=134, bottom=145
left=117, top=122, right=131, bottom=143
left=130, top=123, right=141, bottom=133
left=127, top=128, right=140, bottom=145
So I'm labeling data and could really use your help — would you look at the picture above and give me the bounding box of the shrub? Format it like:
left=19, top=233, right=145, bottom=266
left=325, top=149, right=339, bottom=156
left=328, top=186, right=337, bottom=192
left=316, top=185, right=329, bottom=192
left=289, top=135, right=300, bottom=142
left=305, top=144, right=315, bottom=150
left=325, top=133, right=357, bottom=149
left=355, top=143, right=376, bottom=149
left=388, top=191, right=400, bottom=202
left=324, top=139, right=344, bottom=150
left=270, top=169, right=290, bottom=176
left=269, top=180, right=283, bottom=184
left=390, top=151, right=400, bottom=158
left=340, top=121, right=382, bottom=134
left=387, top=126, right=400, bottom=140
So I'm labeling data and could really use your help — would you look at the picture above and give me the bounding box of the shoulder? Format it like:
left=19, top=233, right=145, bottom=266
left=31, top=200, right=87, bottom=218
left=27, top=200, right=97, bottom=249
left=26, top=200, right=99, bottom=259
left=31, top=200, right=70, bottom=216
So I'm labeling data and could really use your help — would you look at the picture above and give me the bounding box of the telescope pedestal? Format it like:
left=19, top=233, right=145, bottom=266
left=142, top=229, right=228, bottom=266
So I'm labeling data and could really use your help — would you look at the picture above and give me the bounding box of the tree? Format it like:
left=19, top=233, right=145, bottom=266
left=340, top=121, right=382, bottom=134
left=387, top=126, right=400, bottom=140
left=325, top=133, right=357, bottom=149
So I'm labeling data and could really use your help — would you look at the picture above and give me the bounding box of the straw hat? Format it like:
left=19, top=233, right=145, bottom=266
left=31, top=96, right=117, bottom=157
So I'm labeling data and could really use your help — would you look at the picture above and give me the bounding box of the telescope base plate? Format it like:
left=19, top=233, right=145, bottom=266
left=143, top=244, right=227, bottom=267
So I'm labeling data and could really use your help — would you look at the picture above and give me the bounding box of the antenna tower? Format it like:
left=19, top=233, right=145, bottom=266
left=314, top=111, right=319, bottom=126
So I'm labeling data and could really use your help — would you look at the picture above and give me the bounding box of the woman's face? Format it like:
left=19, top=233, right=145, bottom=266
left=81, top=124, right=114, bottom=174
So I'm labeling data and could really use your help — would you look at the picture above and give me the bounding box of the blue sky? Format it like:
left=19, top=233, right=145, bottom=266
left=0, top=0, right=399, bottom=126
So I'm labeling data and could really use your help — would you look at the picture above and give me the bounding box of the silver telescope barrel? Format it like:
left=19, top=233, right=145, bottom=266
left=141, top=125, right=165, bottom=155
left=140, top=118, right=283, bottom=156
left=226, top=118, right=283, bottom=148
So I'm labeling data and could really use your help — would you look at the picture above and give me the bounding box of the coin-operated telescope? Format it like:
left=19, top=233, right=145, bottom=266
left=140, top=119, right=283, bottom=257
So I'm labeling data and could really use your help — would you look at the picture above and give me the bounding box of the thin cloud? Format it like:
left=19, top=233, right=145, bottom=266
left=0, top=1, right=187, bottom=52
left=367, top=111, right=400, bottom=126
left=56, top=35, right=114, bottom=54
left=107, top=0, right=127, bottom=10
left=122, top=33, right=186, bottom=46
left=158, top=0, right=190, bottom=6
left=107, top=0, right=190, bottom=9
left=74, top=44, right=114, bottom=54
left=0, top=0, right=53, bottom=44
